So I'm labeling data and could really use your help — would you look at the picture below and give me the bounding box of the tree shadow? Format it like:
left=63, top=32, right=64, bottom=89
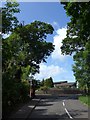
left=35, top=94, right=79, bottom=101
left=69, top=109, right=88, bottom=118
left=30, top=95, right=88, bottom=120
left=29, top=109, right=88, bottom=120
left=36, top=103, right=53, bottom=107
left=30, top=109, right=70, bottom=120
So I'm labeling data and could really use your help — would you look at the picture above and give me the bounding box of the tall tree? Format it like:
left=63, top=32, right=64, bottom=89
left=2, top=2, right=20, bottom=34
left=61, top=2, right=90, bottom=92
left=3, top=21, right=55, bottom=82
left=61, top=2, right=90, bottom=54
left=2, top=20, right=55, bottom=111
left=2, top=2, right=55, bottom=116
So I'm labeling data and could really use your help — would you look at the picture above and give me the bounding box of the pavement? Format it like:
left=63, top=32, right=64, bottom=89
left=9, top=96, right=41, bottom=119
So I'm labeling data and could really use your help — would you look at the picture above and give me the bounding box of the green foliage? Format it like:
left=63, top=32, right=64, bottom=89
left=34, top=80, right=41, bottom=89
left=40, top=79, right=44, bottom=86
left=2, top=2, right=20, bottom=34
left=21, top=65, right=31, bottom=81
left=3, top=79, right=29, bottom=114
left=73, top=46, right=90, bottom=92
left=44, top=77, right=54, bottom=88
left=39, top=86, right=48, bottom=91
left=3, top=21, right=54, bottom=82
left=14, top=21, right=54, bottom=70
left=61, top=2, right=90, bottom=55
left=79, top=95, right=90, bottom=106
left=39, top=77, right=54, bottom=91
left=61, top=2, right=90, bottom=92
left=30, top=79, right=41, bottom=90
left=2, top=2, right=54, bottom=116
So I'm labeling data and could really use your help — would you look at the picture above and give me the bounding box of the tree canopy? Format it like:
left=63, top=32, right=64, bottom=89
left=2, top=2, right=20, bottom=34
left=61, top=2, right=90, bottom=92
left=61, top=2, right=90, bottom=55
left=2, top=2, right=55, bottom=117
left=3, top=21, right=55, bottom=81
left=44, top=77, right=54, bottom=88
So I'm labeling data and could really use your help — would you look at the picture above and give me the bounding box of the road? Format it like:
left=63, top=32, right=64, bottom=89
left=27, top=94, right=88, bottom=120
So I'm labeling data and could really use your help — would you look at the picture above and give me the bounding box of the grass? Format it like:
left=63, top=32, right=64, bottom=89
left=79, top=95, right=90, bottom=106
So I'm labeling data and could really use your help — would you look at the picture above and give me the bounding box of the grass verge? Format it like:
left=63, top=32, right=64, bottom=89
left=79, top=95, right=90, bottom=106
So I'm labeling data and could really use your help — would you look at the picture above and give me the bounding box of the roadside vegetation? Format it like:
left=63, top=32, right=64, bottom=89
left=2, top=1, right=90, bottom=118
left=36, top=77, right=54, bottom=94
left=2, top=2, right=54, bottom=118
left=79, top=95, right=90, bottom=106
left=61, top=2, right=90, bottom=95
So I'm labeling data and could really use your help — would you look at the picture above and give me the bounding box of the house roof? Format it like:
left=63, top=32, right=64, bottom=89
left=54, top=81, right=67, bottom=84
left=58, top=83, right=75, bottom=86
left=54, top=81, right=76, bottom=87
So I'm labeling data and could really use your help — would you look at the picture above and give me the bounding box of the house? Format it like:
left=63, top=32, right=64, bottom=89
left=54, top=81, right=67, bottom=87
left=54, top=81, right=76, bottom=88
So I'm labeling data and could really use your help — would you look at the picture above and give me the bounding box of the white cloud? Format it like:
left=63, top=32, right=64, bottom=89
left=52, top=27, right=69, bottom=61
left=34, top=63, right=65, bottom=80
left=34, top=26, right=71, bottom=81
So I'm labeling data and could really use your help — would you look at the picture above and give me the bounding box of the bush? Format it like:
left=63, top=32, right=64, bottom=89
left=39, top=86, right=49, bottom=94
left=2, top=79, right=30, bottom=118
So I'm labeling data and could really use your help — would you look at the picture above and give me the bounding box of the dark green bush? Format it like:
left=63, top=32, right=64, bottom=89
left=2, top=77, right=30, bottom=117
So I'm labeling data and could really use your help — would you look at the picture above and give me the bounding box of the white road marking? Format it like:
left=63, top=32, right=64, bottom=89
left=65, top=108, right=73, bottom=119
left=62, top=100, right=73, bottom=119
left=63, top=101, right=65, bottom=106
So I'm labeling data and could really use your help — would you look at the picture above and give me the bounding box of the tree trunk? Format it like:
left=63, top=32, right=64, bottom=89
left=30, top=87, right=35, bottom=98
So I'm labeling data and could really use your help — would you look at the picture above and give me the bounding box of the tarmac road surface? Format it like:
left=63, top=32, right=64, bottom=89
left=28, top=94, right=88, bottom=120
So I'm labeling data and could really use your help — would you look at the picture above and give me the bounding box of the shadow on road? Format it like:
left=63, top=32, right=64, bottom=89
left=29, top=109, right=88, bottom=120
left=29, top=94, right=88, bottom=120
left=35, top=94, right=80, bottom=100
left=69, top=109, right=88, bottom=118
left=29, top=111, right=69, bottom=120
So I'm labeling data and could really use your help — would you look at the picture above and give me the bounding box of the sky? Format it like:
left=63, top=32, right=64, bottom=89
left=3, top=2, right=76, bottom=82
